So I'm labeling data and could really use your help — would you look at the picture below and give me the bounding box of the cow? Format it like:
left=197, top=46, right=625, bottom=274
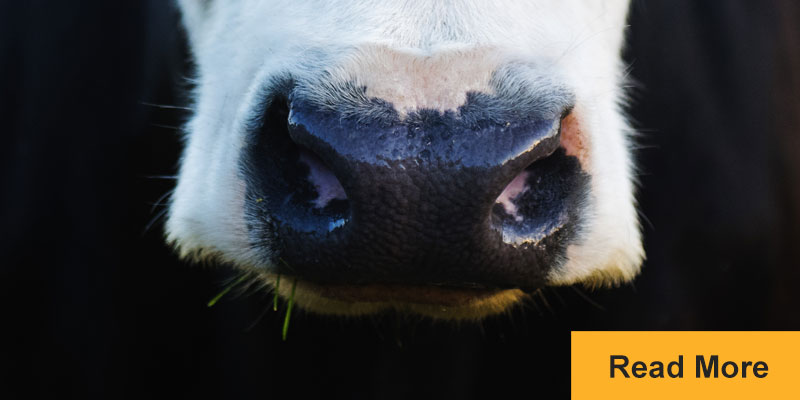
left=168, top=0, right=645, bottom=320
left=2, top=1, right=799, bottom=398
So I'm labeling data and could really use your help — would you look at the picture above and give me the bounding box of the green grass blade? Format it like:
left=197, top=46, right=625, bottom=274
left=282, top=278, right=298, bottom=341
left=207, top=273, right=249, bottom=307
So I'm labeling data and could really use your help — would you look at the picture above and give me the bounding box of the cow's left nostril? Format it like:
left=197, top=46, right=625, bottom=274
left=491, top=147, right=587, bottom=246
left=491, top=111, right=589, bottom=246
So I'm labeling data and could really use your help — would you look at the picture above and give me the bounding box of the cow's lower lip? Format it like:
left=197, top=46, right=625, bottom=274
left=312, top=282, right=503, bottom=306
left=269, top=275, right=528, bottom=319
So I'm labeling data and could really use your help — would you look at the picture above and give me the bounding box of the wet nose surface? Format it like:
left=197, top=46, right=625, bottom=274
left=243, top=97, right=589, bottom=290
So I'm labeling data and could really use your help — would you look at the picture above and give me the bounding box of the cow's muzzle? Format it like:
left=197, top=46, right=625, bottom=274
left=242, top=95, right=589, bottom=297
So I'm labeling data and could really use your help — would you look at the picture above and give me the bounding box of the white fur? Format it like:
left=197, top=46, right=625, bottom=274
left=168, top=0, right=643, bottom=287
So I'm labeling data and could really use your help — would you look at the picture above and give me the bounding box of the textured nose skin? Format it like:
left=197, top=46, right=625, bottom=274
left=288, top=100, right=561, bottom=175
left=243, top=97, right=588, bottom=290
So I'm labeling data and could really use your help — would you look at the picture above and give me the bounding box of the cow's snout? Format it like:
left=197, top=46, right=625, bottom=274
left=168, top=2, right=644, bottom=318
left=243, top=94, right=589, bottom=293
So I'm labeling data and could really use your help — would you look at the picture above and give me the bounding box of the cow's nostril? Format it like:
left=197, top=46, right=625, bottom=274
left=244, top=98, right=350, bottom=236
left=491, top=147, right=587, bottom=246
left=297, top=147, right=347, bottom=209
left=490, top=111, right=588, bottom=246
left=496, top=170, right=531, bottom=223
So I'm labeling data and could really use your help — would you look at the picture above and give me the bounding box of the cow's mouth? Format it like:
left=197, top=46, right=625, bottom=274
left=267, top=274, right=526, bottom=319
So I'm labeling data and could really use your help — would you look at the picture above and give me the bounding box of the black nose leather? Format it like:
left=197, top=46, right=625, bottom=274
left=288, top=101, right=561, bottom=183
left=243, top=96, right=588, bottom=290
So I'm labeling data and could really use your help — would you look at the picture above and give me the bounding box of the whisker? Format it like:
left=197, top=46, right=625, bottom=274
left=140, top=175, right=178, bottom=180
left=570, top=286, right=606, bottom=311
left=549, top=288, right=568, bottom=311
left=526, top=291, right=544, bottom=317
left=140, top=101, right=192, bottom=111
left=150, top=123, right=182, bottom=130
left=244, top=303, right=273, bottom=332
left=535, top=290, right=555, bottom=315
left=637, top=208, right=655, bottom=231
left=143, top=207, right=169, bottom=235
left=149, top=189, right=175, bottom=213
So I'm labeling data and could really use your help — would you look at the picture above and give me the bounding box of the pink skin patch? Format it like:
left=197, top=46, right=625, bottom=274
left=496, top=171, right=530, bottom=222
left=299, top=151, right=347, bottom=208
left=559, top=112, right=590, bottom=167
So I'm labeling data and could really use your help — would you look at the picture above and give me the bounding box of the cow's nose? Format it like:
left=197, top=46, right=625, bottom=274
left=244, top=97, right=588, bottom=290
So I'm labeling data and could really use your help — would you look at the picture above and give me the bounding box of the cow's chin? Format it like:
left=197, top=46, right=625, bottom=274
left=265, top=274, right=527, bottom=320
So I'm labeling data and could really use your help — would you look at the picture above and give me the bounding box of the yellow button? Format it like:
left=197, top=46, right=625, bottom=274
left=572, top=331, right=800, bottom=400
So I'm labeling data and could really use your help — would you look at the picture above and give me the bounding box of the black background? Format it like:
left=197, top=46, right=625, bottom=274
left=1, top=1, right=799, bottom=398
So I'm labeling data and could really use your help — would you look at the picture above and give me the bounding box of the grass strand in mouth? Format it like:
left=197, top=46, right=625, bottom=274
left=207, top=273, right=249, bottom=307
left=273, top=274, right=281, bottom=311
left=282, top=278, right=297, bottom=341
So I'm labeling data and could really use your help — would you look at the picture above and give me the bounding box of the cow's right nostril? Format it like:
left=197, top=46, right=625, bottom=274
left=245, top=98, right=350, bottom=237
left=297, top=147, right=347, bottom=209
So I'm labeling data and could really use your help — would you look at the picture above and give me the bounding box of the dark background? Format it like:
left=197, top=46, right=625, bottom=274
left=1, top=1, right=799, bottom=398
